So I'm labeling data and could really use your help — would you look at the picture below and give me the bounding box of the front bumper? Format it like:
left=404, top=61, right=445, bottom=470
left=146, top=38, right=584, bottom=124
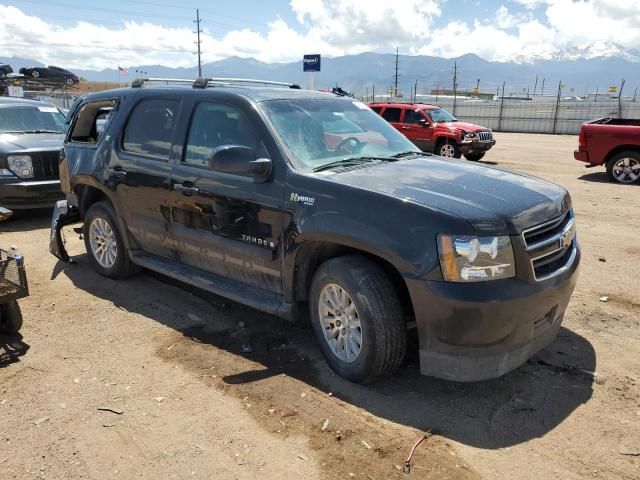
left=49, top=200, right=80, bottom=263
left=0, top=178, right=63, bottom=209
left=459, top=139, right=496, bottom=155
left=406, top=249, right=580, bottom=381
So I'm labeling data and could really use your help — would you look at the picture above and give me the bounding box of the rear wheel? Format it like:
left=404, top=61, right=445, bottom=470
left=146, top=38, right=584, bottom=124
left=0, top=301, right=23, bottom=334
left=83, top=201, right=140, bottom=279
left=464, top=152, right=485, bottom=161
left=437, top=139, right=461, bottom=158
left=31, top=70, right=39, bottom=78
left=309, top=255, right=406, bottom=383
left=606, top=151, right=640, bottom=184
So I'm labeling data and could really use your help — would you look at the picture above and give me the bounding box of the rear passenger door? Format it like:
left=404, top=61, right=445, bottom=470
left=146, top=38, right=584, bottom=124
left=381, top=106, right=403, bottom=134
left=110, top=97, right=181, bottom=258
left=169, top=101, right=284, bottom=294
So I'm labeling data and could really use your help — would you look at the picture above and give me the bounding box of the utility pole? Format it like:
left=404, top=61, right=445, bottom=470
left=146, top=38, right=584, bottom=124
left=541, top=77, right=545, bottom=96
left=533, top=74, right=538, bottom=96
left=475, top=78, right=480, bottom=92
left=394, top=47, right=399, bottom=97
left=618, top=78, right=626, bottom=117
left=194, top=9, right=203, bottom=78
left=372, top=83, right=375, bottom=102
left=452, top=61, right=458, bottom=115
left=414, top=79, right=418, bottom=103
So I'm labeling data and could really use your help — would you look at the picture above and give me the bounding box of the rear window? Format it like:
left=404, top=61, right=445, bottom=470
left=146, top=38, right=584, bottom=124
left=381, top=108, right=401, bottom=123
left=123, top=98, right=180, bottom=159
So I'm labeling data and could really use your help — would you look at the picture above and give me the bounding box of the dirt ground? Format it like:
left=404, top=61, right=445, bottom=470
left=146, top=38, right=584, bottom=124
left=1, top=132, right=639, bottom=480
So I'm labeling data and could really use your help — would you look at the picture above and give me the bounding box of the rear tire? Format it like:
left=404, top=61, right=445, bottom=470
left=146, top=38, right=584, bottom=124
left=31, top=70, right=39, bottom=78
left=83, top=201, right=140, bottom=279
left=437, top=139, right=461, bottom=159
left=606, top=151, right=640, bottom=184
left=0, top=301, right=23, bottom=334
left=309, top=255, right=406, bottom=383
left=464, top=153, right=485, bottom=161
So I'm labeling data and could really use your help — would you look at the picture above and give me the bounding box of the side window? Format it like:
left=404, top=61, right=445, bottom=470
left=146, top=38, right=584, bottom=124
left=184, top=102, right=259, bottom=166
left=404, top=109, right=426, bottom=125
left=381, top=107, right=401, bottom=123
left=68, top=99, right=118, bottom=144
left=123, top=98, right=180, bottom=159
left=370, top=106, right=382, bottom=114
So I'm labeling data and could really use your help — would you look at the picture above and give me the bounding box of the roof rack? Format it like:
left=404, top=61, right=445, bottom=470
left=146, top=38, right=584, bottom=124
left=131, top=77, right=301, bottom=89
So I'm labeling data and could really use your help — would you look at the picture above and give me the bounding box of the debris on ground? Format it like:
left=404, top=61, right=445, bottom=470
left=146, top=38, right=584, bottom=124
left=598, top=257, right=606, bottom=262
left=361, top=440, right=372, bottom=449
left=97, top=406, right=124, bottom=415
left=103, top=423, right=116, bottom=428
left=32, top=416, right=50, bottom=426
left=297, top=454, right=309, bottom=462
left=599, top=296, right=609, bottom=302
left=154, top=397, right=165, bottom=403
left=403, top=432, right=432, bottom=473
left=618, top=446, right=640, bottom=456
left=321, top=419, right=329, bottom=432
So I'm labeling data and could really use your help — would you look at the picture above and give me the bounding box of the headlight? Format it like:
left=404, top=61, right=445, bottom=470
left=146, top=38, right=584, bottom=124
left=7, top=155, right=34, bottom=179
left=438, top=234, right=515, bottom=282
left=463, top=132, right=476, bottom=139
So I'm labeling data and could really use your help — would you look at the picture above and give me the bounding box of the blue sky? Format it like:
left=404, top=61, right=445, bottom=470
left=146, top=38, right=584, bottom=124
left=1, top=0, right=638, bottom=69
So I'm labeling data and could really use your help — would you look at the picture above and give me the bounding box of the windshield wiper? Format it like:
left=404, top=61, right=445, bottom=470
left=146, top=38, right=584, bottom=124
left=313, top=156, right=393, bottom=173
left=391, top=151, right=433, bottom=159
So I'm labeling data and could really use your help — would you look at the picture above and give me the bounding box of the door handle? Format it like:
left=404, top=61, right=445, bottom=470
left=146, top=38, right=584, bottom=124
left=106, top=167, right=127, bottom=180
left=173, top=183, right=200, bottom=196
left=401, top=126, right=410, bottom=130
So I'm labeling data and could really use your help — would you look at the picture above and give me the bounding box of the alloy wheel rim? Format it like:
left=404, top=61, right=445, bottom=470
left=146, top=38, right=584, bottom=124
left=89, top=217, right=118, bottom=269
left=613, top=158, right=640, bottom=183
left=441, top=144, right=455, bottom=157
left=318, top=283, right=362, bottom=363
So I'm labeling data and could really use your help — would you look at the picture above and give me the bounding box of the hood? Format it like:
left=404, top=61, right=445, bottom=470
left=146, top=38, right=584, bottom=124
left=322, top=157, right=571, bottom=234
left=0, top=132, right=64, bottom=153
left=434, top=121, right=488, bottom=133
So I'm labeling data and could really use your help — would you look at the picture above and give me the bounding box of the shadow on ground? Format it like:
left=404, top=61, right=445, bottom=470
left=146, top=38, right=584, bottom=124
left=58, top=253, right=596, bottom=450
left=0, top=332, right=30, bottom=367
left=0, top=208, right=51, bottom=233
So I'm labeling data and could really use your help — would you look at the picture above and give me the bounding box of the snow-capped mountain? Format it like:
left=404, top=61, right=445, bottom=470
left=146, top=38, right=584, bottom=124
left=510, top=41, right=640, bottom=64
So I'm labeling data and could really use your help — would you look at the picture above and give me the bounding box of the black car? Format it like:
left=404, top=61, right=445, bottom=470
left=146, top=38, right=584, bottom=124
left=18, top=66, right=79, bottom=85
left=50, top=77, right=580, bottom=383
left=0, top=64, right=13, bottom=77
left=0, top=98, right=66, bottom=209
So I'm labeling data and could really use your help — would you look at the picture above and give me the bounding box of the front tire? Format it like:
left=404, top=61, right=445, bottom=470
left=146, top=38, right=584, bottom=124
left=31, top=70, right=39, bottom=78
left=464, top=152, right=485, bottom=161
left=309, top=255, right=406, bottom=383
left=83, top=201, right=140, bottom=279
left=606, top=151, right=640, bottom=184
left=437, top=139, right=461, bottom=158
left=0, top=301, right=23, bottom=334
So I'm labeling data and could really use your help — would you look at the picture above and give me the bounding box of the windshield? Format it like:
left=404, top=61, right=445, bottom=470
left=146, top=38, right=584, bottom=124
left=261, top=98, right=419, bottom=171
left=0, top=105, right=67, bottom=133
left=425, top=107, right=457, bottom=123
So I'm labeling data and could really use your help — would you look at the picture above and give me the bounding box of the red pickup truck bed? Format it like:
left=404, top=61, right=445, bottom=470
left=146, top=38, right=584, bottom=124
left=574, top=118, right=640, bottom=184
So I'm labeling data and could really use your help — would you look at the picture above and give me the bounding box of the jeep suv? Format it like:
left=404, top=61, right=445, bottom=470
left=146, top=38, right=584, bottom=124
left=370, top=102, right=495, bottom=161
left=50, top=78, right=579, bottom=383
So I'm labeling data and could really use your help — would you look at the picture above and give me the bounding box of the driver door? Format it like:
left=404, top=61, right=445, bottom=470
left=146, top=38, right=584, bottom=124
left=401, top=108, right=434, bottom=152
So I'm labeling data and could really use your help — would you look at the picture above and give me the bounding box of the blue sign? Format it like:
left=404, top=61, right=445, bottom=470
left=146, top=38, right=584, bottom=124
left=303, top=54, right=321, bottom=72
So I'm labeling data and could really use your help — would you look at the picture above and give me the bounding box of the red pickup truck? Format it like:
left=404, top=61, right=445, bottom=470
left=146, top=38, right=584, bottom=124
left=370, top=102, right=496, bottom=161
left=574, top=118, right=640, bottom=184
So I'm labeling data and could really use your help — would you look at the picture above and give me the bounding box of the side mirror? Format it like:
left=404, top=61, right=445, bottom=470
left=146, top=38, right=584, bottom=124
left=209, top=145, right=272, bottom=182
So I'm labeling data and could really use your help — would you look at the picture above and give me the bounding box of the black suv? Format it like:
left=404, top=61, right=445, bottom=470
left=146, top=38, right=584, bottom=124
left=50, top=78, right=580, bottom=383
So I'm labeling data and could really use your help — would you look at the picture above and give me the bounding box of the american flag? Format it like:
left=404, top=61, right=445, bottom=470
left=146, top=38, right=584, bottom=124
left=117, top=65, right=128, bottom=75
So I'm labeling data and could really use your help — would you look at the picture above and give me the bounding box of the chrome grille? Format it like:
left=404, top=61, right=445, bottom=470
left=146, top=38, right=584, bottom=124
left=522, top=210, right=577, bottom=281
left=30, top=151, right=60, bottom=179
left=477, top=131, right=493, bottom=142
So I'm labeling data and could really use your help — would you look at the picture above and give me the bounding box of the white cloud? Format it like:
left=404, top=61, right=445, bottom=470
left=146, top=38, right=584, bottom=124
left=1, top=0, right=640, bottom=70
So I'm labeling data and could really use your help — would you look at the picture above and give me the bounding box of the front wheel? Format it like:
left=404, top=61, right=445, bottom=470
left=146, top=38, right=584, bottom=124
left=0, top=301, right=23, bottom=334
left=437, top=140, right=461, bottom=158
left=31, top=70, right=39, bottom=78
left=83, top=201, right=140, bottom=279
left=606, top=151, right=640, bottom=184
left=464, top=152, right=485, bottom=161
left=309, top=255, right=406, bottom=383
